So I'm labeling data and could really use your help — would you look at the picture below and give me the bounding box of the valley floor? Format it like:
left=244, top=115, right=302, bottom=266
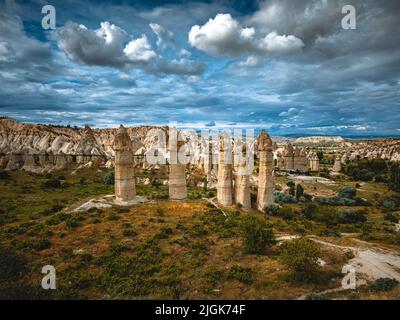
left=0, top=168, right=399, bottom=299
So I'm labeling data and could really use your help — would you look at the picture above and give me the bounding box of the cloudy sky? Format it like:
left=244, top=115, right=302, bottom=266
left=0, top=0, right=399, bottom=136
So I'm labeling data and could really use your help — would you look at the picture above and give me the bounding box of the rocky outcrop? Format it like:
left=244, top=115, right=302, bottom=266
left=0, top=117, right=160, bottom=173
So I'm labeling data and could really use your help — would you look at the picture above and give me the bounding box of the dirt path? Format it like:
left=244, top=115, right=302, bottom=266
left=310, top=236, right=400, bottom=282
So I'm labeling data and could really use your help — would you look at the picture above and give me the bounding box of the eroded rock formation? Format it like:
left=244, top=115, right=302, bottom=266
left=113, top=125, right=136, bottom=202
left=257, top=130, right=275, bottom=211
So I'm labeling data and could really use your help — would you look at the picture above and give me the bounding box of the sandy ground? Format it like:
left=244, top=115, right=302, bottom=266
left=277, top=234, right=400, bottom=299
left=310, top=237, right=400, bottom=281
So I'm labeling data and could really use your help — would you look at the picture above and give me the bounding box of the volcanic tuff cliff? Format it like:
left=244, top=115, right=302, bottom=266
left=0, top=117, right=163, bottom=173
left=1, top=117, right=400, bottom=174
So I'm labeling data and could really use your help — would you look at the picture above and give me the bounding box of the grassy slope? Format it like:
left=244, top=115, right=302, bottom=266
left=0, top=168, right=399, bottom=299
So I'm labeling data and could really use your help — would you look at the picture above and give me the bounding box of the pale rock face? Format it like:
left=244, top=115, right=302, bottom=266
left=76, top=125, right=105, bottom=164
left=309, top=152, right=320, bottom=172
left=168, top=129, right=187, bottom=200
left=22, top=151, right=40, bottom=173
left=55, top=151, right=69, bottom=170
left=169, top=163, right=187, bottom=200
left=0, top=154, right=9, bottom=169
left=6, top=152, right=24, bottom=170
left=217, top=133, right=233, bottom=206
left=332, top=156, right=342, bottom=172
left=113, top=125, right=136, bottom=201
left=257, top=130, right=275, bottom=211
left=283, top=142, right=294, bottom=170
left=235, top=161, right=251, bottom=210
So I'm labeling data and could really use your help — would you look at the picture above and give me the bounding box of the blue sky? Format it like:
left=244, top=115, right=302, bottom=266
left=0, top=0, right=399, bottom=136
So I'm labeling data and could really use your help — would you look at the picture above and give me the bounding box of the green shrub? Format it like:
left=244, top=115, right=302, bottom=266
left=279, top=206, right=296, bottom=221
left=264, top=204, right=280, bottom=216
left=228, top=265, right=254, bottom=284
left=280, top=238, right=321, bottom=282
left=65, top=217, right=79, bottom=228
left=0, top=171, right=11, bottom=180
left=154, top=227, right=173, bottom=240
left=301, top=204, right=318, bottom=220
left=382, top=199, right=396, bottom=211
left=338, top=186, right=357, bottom=199
left=241, top=216, right=275, bottom=254
left=296, top=184, right=304, bottom=199
left=367, top=278, right=398, bottom=292
left=0, top=247, right=27, bottom=280
left=122, top=228, right=137, bottom=237
left=338, top=209, right=367, bottom=224
left=40, top=204, right=64, bottom=216
left=33, top=238, right=51, bottom=251
left=42, top=178, right=62, bottom=189
left=384, top=213, right=399, bottom=223
left=274, top=192, right=297, bottom=203
left=204, top=268, right=224, bottom=287
left=103, top=171, right=115, bottom=185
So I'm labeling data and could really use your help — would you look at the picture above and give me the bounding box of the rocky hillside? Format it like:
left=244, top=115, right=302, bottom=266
left=0, top=117, right=163, bottom=173
left=294, top=136, right=345, bottom=144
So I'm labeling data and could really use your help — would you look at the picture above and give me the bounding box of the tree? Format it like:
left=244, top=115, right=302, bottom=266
left=296, top=184, right=304, bottom=200
left=390, top=163, right=400, bottom=191
left=241, top=216, right=275, bottom=254
left=280, top=238, right=321, bottom=282
left=338, top=186, right=357, bottom=199
left=103, top=171, right=115, bottom=185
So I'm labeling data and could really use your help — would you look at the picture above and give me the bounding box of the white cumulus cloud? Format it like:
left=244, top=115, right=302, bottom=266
left=188, top=13, right=304, bottom=59
left=58, top=21, right=156, bottom=68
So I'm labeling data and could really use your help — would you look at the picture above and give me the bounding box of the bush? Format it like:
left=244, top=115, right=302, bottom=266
left=122, top=229, right=137, bottom=237
left=241, top=216, right=275, bottom=254
left=103, top=171, right=115, bottom=185
left=153, top=227, right=173, bottom=240
left=33, top=238, right=51, bottom=251
left=367, top=278, right=398, bottom=292
left=296, top=184, right=304, bottom=200
left=0, top=171, right=11, bottom=180
left=0, top=247, right=27, bottom=280
left=274, top=192, right=297, bottom=203
left=338, top=186, right=357, bottom=199
left=42, top=178, right=62, bottom=189
left=314, top=196, right=356, bottom=206
left=279, top=206, right=296, bottom=221
left=301, top=204, right=318, bottom=220
left=338, top=209, right=367, bottom=224
left=382, top=199, right=396, bottom=211
left=228, top=265, right=254, bottom=284
left=65, top=217, right=79, bottom=228
left=280, top=238, right=321, bottom=282
left=264, top=204, right=280, bottom=216
left=384, top=213, right=399, bottom=223
left=40, top=204, right=64, bottom=216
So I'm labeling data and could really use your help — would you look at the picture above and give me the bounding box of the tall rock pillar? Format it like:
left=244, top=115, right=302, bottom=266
left=113, top=125, right=136, bottom=201
left=332, top=155, right=342, bottom=173
left=257, top=130, right=275, bottom=211
left=217, top=134, right=233, bottom=206
left=169, top=129, right=187, bottom=200
left=235, top=160, right=251, bottom=210
left=283, top=143, right=294, bottom=170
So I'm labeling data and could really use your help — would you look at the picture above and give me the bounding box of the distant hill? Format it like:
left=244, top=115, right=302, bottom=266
left=294, top=136, right=345, bottom=144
